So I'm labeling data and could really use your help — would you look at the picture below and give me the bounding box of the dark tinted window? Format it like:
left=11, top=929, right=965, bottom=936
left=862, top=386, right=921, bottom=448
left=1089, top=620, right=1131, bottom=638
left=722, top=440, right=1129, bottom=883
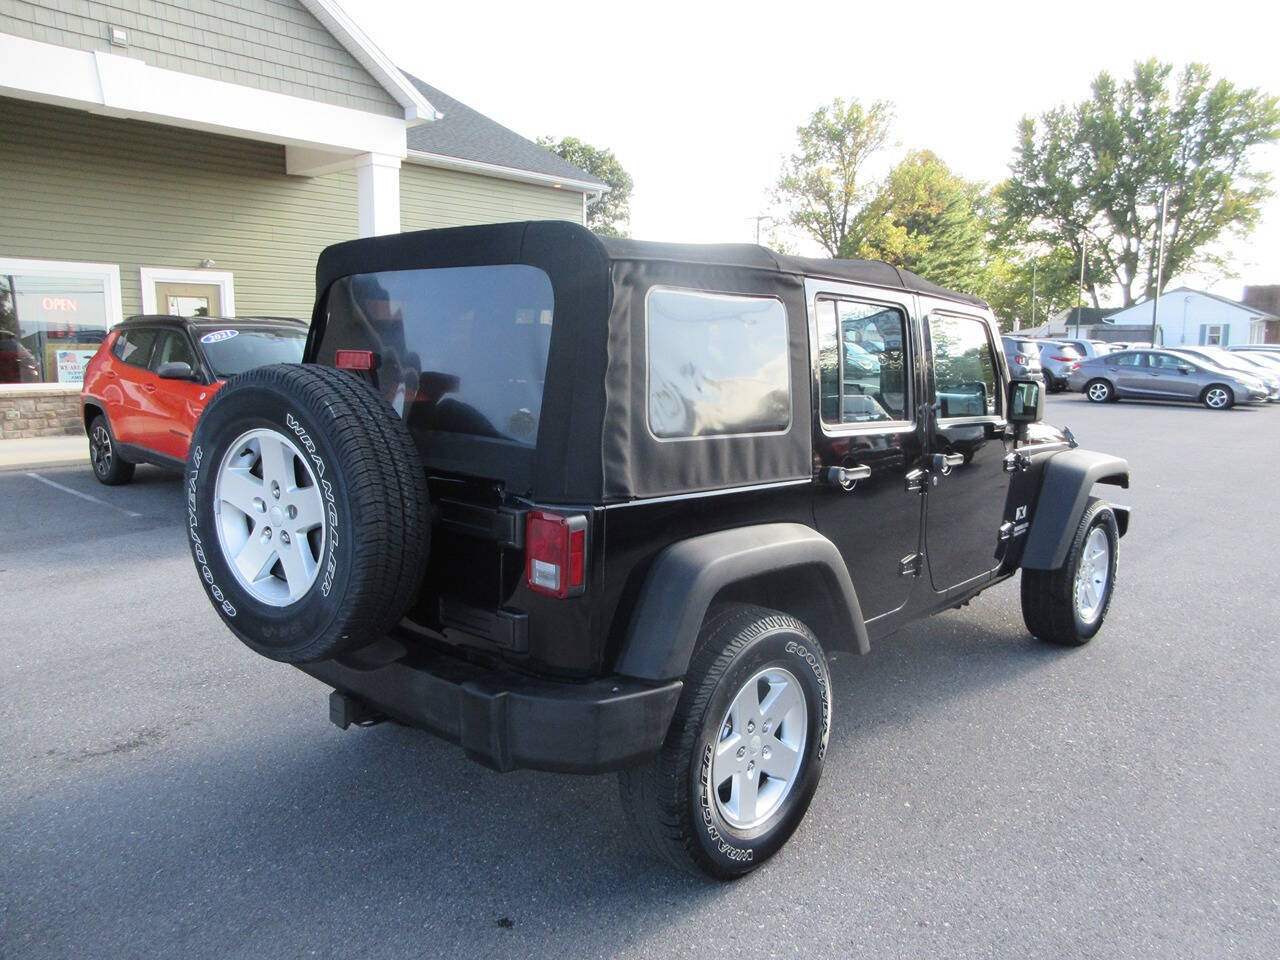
left=113, top=328, right=158, bottom=368
left=930, top=314, right=999, bottom=418
left=325, top=266, right=554, bottom=446
left=152, top=330, right=196, bottom=369
left=197, top=327, right=306, bottom=378
left=815, top=297, right=908, bottom=424
left=646, top=288, right=790, bottom=439
left=1110, top=352, right=1142, bottom=367
left=1150, top=353, right=1189, bottom=371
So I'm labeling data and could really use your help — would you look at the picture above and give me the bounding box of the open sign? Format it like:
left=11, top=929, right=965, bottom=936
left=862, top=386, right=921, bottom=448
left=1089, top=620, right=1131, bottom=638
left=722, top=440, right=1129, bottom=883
left=41, top=296, right=78, bottom=312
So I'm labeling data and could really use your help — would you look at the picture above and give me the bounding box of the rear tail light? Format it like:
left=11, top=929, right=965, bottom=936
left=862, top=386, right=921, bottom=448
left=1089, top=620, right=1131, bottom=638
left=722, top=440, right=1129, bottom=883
left=1070, top=362, right=1081, bottom=370
left=1014, top=354, right=1027, bottom=364
left=526, top=510, right=587, bottom=598
left=1050, top=354, right=1074, bottom=362
left=335, top=349, right=375, bottom=370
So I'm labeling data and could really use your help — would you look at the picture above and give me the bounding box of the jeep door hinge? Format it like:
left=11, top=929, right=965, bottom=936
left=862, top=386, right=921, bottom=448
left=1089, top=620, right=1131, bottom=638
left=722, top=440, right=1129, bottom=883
left=905, top=468, right=926, bottom=493
left=899, top=553, right=923, bottom=577
left=1003, top=452, right=1032, bottom=474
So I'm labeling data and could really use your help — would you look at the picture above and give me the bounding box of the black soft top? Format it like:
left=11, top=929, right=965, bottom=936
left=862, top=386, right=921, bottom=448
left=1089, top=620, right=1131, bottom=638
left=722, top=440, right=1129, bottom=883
left=311, top=222, right=989, bottom=502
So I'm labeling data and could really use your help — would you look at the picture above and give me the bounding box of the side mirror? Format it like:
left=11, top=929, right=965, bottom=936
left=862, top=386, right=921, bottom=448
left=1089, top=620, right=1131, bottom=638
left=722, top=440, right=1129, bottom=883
left=1177, top=363, right=1192, bottom=374
left=1008, top=378, right=1043, bottom=424
left=156, top=360, right=199, bottom=381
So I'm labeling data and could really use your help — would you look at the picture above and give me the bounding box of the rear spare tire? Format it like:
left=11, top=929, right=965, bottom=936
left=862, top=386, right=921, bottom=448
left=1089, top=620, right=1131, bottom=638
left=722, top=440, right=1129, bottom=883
left=185, top=364, right=429, bottom=663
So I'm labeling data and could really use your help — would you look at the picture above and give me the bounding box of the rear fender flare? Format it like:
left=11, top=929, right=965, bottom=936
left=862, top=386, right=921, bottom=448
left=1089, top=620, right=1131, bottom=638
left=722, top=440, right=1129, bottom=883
left=1021, top=449, right=1130, bottom=570
left=614, top=522, right=869, bottom=682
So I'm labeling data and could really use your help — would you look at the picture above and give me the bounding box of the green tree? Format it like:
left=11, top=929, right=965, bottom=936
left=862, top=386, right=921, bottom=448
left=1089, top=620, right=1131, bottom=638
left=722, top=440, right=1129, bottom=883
left=854, top=150, right=990, bottom=293
left=774, top=98, right=894, bottom=257
left=537, top=136, right=633, bottom=237
left=1003, top=60, right=1280, bottom=307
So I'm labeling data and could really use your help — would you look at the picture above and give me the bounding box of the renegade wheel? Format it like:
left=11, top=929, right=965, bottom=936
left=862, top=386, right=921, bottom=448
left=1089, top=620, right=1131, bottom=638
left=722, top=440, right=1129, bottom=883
left=619, top=604, right=831, bottom=878
left=1201, top=384, right=1233, bottom=410
left=1085, top=379, right=1114, bottom=403
left=1021, top=500, right=1119, bottom=646
left=88, top=414, right=134, bottom=485
left=185, top=364, right=429, bottom=663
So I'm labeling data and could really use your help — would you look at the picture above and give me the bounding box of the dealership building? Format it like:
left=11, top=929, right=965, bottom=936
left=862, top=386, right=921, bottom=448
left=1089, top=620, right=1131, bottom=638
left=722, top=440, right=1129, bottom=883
left=0, top=0, right=605, bottom=437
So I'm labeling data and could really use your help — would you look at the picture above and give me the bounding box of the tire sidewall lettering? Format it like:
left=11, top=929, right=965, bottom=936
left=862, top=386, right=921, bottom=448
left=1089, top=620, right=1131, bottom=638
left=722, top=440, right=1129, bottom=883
left=284, top=411, right=339, bottom=597
left=187, top=443, right=236, bottom=618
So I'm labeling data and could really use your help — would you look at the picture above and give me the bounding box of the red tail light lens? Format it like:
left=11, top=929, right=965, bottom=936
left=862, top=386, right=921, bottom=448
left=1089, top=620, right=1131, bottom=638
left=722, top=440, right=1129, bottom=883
left=526, top=510, right=587, bottom=598
left=1014, top=354, right=1027, bottom=364
left=1051, top=354, right=1074, bottom=362
left=335, top=349, right=375, bottom=370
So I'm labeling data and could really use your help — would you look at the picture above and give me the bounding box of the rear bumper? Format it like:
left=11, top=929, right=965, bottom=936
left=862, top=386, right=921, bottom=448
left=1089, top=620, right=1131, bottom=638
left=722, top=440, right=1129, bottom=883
left=299, top=649, right=683, bottom=774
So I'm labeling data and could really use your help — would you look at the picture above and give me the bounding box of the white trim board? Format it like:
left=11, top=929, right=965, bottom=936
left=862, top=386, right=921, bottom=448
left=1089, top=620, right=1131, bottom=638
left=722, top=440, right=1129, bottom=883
left=139, top=268, right=236, bottom=318
left=0, top=32, right=408, bottom=158
left=0, top=256, right=123, bottom=327
left=405, top=149, right=608, bottom=197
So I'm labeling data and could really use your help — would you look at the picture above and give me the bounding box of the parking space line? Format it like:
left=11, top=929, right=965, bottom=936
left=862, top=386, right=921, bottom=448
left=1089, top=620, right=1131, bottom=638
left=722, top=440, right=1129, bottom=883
left=25, top=472, right=143, bottom=519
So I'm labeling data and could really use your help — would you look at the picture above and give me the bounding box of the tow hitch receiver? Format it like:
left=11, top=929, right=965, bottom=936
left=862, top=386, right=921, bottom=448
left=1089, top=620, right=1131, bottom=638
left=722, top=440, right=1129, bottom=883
left=328, top=691, right=386, bottom=730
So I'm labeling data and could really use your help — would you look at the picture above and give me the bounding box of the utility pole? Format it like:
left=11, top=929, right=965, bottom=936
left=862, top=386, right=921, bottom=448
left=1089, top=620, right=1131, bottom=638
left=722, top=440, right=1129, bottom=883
left=748, top=215, right=774, bottom=245
left=1076, top=233, right=1088, bottom=339
left=1031, top=259, right=1037, bottom=332
left=1150, top=187, right=1169, bottom=347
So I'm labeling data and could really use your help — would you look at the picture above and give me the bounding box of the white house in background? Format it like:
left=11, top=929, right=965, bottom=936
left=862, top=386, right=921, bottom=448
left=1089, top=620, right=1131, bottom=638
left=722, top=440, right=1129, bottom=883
left=1106, top=287, right=1280, bottom=347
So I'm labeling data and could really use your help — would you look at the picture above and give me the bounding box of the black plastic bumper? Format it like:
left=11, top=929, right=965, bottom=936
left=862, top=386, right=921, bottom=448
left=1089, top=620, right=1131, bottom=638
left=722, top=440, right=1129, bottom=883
left=299, top=649, right=683, bottom=774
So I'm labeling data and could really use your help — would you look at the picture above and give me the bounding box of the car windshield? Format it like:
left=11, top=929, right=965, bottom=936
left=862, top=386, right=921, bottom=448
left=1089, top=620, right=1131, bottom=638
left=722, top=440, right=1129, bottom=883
left=197, top=327, right=306, bottom=377
left=1183, top=350, right=1257, bottom=375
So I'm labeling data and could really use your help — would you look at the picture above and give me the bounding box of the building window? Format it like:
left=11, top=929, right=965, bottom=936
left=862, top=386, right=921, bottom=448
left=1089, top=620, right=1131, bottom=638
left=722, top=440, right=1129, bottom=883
left=0, top=259, right=122, bottom=386
left=1201, top=323, right=1227, bottom=346
left=646, top=288, right=790, bottom=439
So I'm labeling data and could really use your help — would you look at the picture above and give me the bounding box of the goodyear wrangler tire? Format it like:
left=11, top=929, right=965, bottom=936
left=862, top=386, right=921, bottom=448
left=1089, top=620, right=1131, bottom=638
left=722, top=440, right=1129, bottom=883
left=618, top=604, right=831, bottom=879
left=186, top=363, right=429, bottom=663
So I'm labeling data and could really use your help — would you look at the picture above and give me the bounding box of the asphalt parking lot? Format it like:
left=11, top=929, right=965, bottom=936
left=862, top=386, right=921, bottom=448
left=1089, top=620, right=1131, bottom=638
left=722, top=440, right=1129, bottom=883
left=2, top=394, right=1277, bottom=960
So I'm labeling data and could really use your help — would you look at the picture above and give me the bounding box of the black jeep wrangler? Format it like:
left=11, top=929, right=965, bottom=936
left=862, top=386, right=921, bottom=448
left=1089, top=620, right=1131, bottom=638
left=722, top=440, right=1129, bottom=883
left=185, top=221, right=1130, bottom=878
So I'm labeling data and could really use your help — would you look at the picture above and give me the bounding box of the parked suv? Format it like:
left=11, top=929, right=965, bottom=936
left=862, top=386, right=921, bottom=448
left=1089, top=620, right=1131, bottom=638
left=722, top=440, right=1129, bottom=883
left=80, top=315, right=306, bottom=483
left=1035, top=340, right=1083, bottom=392
left=183, top=222, right=1131, bottom=878
left=1001, top=334, right=1043, bottom=383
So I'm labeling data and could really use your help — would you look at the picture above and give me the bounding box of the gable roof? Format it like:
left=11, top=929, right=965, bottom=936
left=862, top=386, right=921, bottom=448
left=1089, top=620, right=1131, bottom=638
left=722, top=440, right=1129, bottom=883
left=297, top=0, right=438, bottom=121
left=401, top=74, right=607, bottom=193
left=1108, top=286, right=1280, bottom=323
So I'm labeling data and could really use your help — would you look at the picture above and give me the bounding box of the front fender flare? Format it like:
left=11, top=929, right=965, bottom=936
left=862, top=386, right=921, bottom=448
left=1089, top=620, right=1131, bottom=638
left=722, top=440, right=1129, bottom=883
left=614, top=522, right=868, bottom=682
left=1021, top=448, right=1130, bottom=570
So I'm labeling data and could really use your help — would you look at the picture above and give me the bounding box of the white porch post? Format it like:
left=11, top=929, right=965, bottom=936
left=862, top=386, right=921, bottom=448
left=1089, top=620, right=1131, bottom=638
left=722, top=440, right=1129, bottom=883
left=355, top=153, right=402, bottom=237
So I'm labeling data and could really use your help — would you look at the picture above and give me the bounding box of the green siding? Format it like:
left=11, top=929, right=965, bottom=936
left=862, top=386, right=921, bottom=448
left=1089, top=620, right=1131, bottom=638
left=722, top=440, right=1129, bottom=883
left=399, top=162, right=584, bottom=231
left=0, top=96, right=357, bottom=319
left=0, top=0, right=401, bottom=117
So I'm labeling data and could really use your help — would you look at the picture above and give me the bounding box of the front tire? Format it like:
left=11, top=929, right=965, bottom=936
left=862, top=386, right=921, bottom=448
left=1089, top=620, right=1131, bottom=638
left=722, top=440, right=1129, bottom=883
left=1201, top=384, right=1234, bottom=410
left=88, top=414, right=134, bottom=485
left=1021, top=501, right=1119, bottom=646
left=1085, top=379, right=1114, bottom=403
left=618, top=604, right=832, bottom=879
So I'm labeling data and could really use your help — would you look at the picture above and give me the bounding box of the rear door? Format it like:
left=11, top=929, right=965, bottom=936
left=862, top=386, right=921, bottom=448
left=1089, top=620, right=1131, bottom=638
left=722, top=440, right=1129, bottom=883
left=922, top=308, right=1013, bottom=593
left=807, top=280, right=925, bottom=624
left=109, top=327, right=161, bottom=444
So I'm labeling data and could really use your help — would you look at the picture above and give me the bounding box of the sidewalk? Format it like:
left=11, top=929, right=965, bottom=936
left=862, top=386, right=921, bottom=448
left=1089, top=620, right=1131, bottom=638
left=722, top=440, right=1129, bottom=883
left=0, top=434, right=89, bottom=472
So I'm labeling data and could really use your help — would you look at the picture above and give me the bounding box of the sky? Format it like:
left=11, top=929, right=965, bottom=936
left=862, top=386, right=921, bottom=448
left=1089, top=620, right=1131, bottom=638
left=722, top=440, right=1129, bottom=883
left=355, top=0, right=1280, bottom=305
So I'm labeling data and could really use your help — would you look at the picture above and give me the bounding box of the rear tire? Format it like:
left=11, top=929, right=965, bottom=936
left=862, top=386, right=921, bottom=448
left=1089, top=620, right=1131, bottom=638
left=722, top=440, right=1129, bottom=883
left=1085, top=379, right=1114, bottom=403
left=1201, top=384, right=1233, bottom=410
left=1021, top=501, right=1119, bottom=646
left=88, top=414, right=134, bottom=485
left=185, top=364, right=429, bottom=663
left=619, top=604, right=831, bottom=879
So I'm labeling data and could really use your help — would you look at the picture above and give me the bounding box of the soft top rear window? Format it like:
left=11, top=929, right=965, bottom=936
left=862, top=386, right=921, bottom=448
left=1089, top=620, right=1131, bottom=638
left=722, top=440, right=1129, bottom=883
left=322, top=265, right=554, bottom=447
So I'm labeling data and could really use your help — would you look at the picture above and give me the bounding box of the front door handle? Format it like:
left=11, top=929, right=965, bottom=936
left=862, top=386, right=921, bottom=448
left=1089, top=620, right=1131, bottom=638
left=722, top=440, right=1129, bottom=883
left=825, top=463, right=871, bottom=491
left=930, top=452, right=965, bottom=476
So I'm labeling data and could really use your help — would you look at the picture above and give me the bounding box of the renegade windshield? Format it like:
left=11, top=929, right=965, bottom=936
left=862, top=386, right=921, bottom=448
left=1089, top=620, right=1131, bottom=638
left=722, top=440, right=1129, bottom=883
left=198, top=327, right=306, bottom=377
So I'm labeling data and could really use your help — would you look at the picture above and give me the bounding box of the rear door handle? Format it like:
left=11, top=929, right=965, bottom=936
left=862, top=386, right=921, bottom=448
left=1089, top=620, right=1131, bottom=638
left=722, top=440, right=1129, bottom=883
left=825, top=464, right=871, bottom=491
left=930, top=452, right=964, bottom=476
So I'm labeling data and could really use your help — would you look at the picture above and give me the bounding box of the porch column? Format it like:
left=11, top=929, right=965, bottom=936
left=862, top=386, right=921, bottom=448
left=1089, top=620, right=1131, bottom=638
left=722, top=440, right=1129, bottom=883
left=355, top=153, right=401, bottom=237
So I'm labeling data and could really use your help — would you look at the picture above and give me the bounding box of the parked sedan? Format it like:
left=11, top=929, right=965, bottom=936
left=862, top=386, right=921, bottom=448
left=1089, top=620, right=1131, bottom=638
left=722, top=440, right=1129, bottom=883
left=1070, top=348, right=1270, bottom=409
left=1173, top=346, right=1280, bottom=401
left=80, top=314, right=306, bottom=484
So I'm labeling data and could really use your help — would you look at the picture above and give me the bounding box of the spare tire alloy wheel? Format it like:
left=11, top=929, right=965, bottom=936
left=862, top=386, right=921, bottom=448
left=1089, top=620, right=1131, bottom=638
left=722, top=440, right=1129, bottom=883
left=186, top=364, right=429, bottom=664
left=215, top=428, right=327, bottom=606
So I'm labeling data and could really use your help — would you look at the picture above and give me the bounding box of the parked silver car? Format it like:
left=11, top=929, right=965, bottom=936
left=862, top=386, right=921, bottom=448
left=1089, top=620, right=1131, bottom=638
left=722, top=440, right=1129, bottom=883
left=1069, top=348, right=1270, bottom=409
left=1173, top=347, right=1280, bottom=401
left=1058, top=338, right=1113, bottom=359
left=1001, top=335, right=1043, bottom=382
left=1035, top=340, right=1084, bottom=392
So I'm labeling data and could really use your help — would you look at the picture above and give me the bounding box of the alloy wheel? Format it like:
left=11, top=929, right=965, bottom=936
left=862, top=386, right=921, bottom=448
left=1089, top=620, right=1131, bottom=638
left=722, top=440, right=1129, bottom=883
left=1205, top=388, right=1230, bottom=409
left=711, top=666, right=809, bottom=830
left=214, top=427, right=327, bottom=607
left=1074, top=526, right=1111, bottom=624
left=90, top=424, right=112, bottom=477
